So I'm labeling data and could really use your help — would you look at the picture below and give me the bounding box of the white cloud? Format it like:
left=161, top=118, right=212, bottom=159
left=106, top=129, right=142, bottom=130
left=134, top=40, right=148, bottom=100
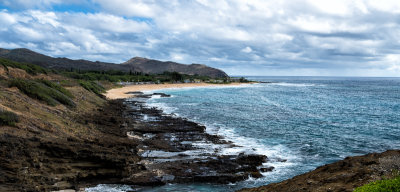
left=13, top=25, right=46, bottom=41
left=67, top=12, right=150, bottom=33
left=1, top=0, right=63, bottom=9
left=0, top=10, right=152, bottom=60
left=384, top=54, right=400, bottom=71
left=94, top=0, right=159, bottom=18
left=306, top=0, right=355, bottom=16
left=170, top=53, right=185, bottom=61
left=2, top=0, right=400, bottom=76
left=241, top=47, right=252, bottom=53
left=29, top=10, right=60, bottom=27
left=0, top=11, right=17, bottom=26
left=366, top=0, right=400, bottom=14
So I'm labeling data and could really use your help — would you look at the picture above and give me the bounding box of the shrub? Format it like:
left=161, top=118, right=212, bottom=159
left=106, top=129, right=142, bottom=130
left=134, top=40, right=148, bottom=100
left=0, top=110, right=19, bottom=126
left=354, top=176, right=400, bottom=192
left=8, top=79, right=75, bottom=107
left=36, top=79, right=74, bottom=98
left=79, top=80, right=105, bottom=95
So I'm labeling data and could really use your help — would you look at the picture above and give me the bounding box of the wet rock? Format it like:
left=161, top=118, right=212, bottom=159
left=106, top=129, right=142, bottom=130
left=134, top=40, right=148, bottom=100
left=126, top=91, right=144, bottom=95
left=239, top=150, right=400, bottom=192
left=153, top=93, right=171, bottom=97
left=260, top=166, right=274, bottom=172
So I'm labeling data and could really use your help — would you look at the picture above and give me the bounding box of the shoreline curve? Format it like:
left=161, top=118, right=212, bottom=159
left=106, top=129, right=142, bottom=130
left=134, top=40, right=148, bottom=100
left=104, top=82, right=248, bottom=99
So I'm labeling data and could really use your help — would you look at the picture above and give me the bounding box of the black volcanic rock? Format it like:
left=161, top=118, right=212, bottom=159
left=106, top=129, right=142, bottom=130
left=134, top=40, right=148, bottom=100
left=0, top=48, right=228, bottom=78
left=239, top=150, right=400, bottom=192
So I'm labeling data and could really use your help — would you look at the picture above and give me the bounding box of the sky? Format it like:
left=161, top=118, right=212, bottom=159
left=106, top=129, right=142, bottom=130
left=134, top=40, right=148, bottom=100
left=1, top=0, right=400, bottom=76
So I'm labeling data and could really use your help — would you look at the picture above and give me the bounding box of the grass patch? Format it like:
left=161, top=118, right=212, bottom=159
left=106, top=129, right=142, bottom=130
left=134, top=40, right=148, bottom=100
left=8, top=79, right=75, bottom=107
left=0, top=58, right=47, bottom=75
left=354, top=176, right=400, bottom=192
left=0, top=110, right=19, bottom=126
left=79, top=80, right=105, bottom=95
left=36, top=79, right=74, bottom=98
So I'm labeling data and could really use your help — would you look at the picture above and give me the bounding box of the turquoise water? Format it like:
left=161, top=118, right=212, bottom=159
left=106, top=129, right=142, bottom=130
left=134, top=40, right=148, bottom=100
left=87, top=76, right=400, bottom=192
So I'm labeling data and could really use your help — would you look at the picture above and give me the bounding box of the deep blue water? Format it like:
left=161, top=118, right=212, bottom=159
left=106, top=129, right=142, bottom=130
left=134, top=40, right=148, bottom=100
left=87, top=76, right=400, bottom=192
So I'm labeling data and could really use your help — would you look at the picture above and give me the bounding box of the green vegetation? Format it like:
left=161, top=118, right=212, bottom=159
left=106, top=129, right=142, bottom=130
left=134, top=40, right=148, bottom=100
left=60, top=70, right=213, bottom=83
left=0, top=58, right=47, bottom=75
left=0, top=110, right=19, bottom=126
left=36, top=79, right=74, bottom=98
left=61, top=70, right=154, bottom=82
left=354, top=176, right=400, bottom=192
left=0, top=58, right=253, bottom=105
left=79, top=80, right=105, bottom=95
left=239, top=77, right=250, bottom=83
left=8, top=79, right=75, bottom=107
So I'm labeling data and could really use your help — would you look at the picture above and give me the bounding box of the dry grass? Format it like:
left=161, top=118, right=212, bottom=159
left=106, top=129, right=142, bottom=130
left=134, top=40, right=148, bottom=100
left=0, top=66, right=108, bottom=141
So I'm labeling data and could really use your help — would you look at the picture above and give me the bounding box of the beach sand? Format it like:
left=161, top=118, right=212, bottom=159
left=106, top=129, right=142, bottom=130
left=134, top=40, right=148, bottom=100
left=105, top=83, right=245, bottom=99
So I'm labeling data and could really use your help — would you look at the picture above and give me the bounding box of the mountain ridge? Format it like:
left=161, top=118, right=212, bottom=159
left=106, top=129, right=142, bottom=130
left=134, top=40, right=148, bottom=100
left=0, top=48, right=228, bottom=78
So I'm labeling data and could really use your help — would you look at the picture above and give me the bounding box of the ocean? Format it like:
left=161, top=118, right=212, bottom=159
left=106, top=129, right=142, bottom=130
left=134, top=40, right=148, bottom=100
left=87, top=76, right=400, bottom=192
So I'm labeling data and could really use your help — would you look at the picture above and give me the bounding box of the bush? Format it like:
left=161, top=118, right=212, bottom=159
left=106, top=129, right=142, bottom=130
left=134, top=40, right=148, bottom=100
left=79, top=80, right=105, bottom=95
left=354, top=176, right=400, bottom=192
left=36, top=79, right=74, bottom=98
left=0, top=110, right=19, bottom=126
left=8, top=79, right=75, bottom=107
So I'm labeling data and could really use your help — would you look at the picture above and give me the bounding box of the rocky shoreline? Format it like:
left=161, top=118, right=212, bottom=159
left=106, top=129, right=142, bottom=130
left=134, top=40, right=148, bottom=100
left=0, top=91, right=271, bottom=191
left=239, top=150, right=400, bottom=192
left=3, top=88, right=398, bottom=192
left=119, top=92, right=271, bottom=186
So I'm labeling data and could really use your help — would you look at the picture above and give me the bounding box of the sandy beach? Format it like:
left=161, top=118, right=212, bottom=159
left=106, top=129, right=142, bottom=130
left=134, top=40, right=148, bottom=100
left=105, top=83, right=245, bottom=99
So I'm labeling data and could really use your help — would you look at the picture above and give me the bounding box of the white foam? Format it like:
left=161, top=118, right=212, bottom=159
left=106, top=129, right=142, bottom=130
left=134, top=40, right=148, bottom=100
left=146, top=102, right=177, bottom=114
left=146, top=99, right=301, bottom=174
left=85, top=184, right=134, bottom=192
left=144, top=83, right=259, bottom=94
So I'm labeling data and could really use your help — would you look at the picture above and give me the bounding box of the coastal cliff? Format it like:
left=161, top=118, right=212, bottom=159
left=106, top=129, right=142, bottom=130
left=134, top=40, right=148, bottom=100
left=239, top=150, right=400, bottom=192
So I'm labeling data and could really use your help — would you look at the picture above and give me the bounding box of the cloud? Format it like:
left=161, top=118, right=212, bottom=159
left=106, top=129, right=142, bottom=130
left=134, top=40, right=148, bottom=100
left=241, top=47, right=252, bottom=53
left=0, top=9, right=151, bottom=62
left=2, top=0, right=64, bottom=9
left=93, top=0, right=160, bottom=18
left=64, top=12, right=150, bottom=33
left=1, top=0, right=400, bottom=76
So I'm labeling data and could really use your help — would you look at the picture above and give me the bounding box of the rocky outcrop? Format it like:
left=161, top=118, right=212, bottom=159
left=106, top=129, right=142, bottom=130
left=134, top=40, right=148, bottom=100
left=238, top=150, right=400, bottom=192
left=0, top=48, right=228, bottom=78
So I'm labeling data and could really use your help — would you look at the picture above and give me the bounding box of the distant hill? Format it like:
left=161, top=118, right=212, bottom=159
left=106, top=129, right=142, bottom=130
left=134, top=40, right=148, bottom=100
left=0, top=48, right=228, bottom=78
left=122, top=57, right=228, bottom=78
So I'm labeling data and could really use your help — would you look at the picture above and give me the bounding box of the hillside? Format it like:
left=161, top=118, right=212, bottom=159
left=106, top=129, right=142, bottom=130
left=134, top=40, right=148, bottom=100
left=0, top=48, right=228, bottom=78
left=0, top=59, right=142, bottom=191
left=122, top=57, right=228, bottom=78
